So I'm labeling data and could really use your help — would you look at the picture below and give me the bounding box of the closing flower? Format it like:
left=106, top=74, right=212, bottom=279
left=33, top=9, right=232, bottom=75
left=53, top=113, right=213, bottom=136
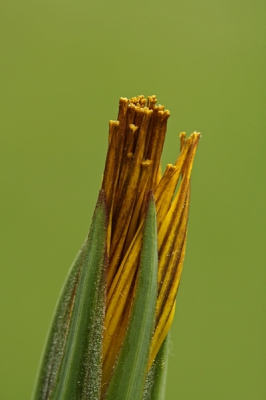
left=32, top=95, right=200, bottom=400
left=101, top=95, right=200, bottom=395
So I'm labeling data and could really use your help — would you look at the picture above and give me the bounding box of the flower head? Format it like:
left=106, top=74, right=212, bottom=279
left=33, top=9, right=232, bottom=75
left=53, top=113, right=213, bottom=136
left=32, top=94, right=200, bottom=400
left=101, top=95, right=200, bottom=389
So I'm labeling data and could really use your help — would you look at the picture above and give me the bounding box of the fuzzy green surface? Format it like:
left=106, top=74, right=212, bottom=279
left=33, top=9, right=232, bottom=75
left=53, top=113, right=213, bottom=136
left=143, top=335, right=169, bottom=400
left=32, top=192, right=107, bottom=400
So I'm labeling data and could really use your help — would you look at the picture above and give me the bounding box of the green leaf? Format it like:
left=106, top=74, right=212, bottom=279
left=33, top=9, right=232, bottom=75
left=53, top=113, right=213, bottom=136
left=104, top=192, right=158, bottom=400
left=32, top=190, right=107, bottom=400
left=31, top=248, right=84, bottom=400
left=143, top=335, right=169, bottom=400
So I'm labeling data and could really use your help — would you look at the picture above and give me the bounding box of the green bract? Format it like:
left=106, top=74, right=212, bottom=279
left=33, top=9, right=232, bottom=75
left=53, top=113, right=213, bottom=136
left=32, top=191, right=107, bottom=400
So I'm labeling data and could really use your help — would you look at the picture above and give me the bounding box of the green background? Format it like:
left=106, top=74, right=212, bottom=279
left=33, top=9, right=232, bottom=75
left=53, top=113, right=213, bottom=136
left=1, top=1, right=265, bottom=399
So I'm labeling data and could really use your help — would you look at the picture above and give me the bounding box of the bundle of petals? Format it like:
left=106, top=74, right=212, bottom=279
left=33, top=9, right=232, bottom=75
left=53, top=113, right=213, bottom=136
left=102, top=95, right=200, bottom=390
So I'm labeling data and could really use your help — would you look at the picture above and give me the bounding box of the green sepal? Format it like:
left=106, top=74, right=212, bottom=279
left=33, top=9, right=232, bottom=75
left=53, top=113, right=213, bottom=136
left=32, top=190, right=107, bottom=400
left=104, top=192, right=158, bottom=400
left=143, top=335, right=169, bottom=400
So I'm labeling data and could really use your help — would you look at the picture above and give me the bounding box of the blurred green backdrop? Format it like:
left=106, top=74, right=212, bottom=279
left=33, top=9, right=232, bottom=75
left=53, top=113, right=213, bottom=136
left=1, top=1, right=265, bottom=399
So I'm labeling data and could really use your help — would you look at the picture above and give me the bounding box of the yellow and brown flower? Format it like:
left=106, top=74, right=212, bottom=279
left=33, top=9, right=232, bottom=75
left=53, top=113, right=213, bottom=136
left=101, top=95, right=200, bottom=389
